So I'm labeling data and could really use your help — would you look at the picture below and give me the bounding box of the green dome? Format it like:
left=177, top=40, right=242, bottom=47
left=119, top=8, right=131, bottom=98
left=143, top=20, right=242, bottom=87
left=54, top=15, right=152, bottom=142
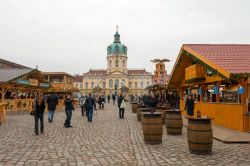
left=107, top=31, right=127, bottom=55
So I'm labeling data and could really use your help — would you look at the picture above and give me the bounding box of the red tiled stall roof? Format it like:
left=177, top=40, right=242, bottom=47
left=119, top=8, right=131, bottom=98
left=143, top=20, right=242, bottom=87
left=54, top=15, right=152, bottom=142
left=183, top=44, right=250, bottom=74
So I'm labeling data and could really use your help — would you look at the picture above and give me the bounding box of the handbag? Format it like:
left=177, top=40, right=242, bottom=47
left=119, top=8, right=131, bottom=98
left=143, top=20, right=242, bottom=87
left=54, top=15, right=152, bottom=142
left=30, top=110, right=35, bottom=116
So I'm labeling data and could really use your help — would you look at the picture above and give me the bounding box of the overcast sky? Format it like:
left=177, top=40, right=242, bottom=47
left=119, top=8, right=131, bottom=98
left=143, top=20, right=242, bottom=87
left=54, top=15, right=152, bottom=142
left=1, top=0, right=250, bottom=75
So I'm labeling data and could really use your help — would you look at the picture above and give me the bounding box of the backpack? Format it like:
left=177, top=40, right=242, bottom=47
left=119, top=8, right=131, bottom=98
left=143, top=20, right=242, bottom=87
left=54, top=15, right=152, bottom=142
left=120, top=99, right=126, bottom=109
left=80, top=98, right=86, bottom=106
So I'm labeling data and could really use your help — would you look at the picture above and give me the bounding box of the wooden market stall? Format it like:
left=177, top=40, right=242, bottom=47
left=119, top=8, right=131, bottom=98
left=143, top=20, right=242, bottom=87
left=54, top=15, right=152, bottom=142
left=167, top=44, right=250, bottom=132
left=0, top=68, right=50, bottom=123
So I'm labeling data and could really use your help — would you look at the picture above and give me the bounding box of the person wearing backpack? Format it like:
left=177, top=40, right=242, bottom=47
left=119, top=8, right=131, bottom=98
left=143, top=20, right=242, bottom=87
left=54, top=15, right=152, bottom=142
left=118, top=94, right=126, bottom=119
left=34, top=95, right=46, bottom=135
left=79, top=96, right=86, bottom=116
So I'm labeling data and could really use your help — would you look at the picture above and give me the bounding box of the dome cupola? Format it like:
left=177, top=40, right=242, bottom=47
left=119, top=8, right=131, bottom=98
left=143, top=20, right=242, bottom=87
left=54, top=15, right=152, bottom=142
left=107, top=30, right=127, bottom=55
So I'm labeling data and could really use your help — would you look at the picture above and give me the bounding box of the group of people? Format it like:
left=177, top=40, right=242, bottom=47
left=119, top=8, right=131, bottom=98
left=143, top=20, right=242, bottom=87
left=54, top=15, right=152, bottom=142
left=32, top=91, right=191, bottom=136
left=79, top=94, right=97, bottom=122
left=33, top=93, right=75, bottom=135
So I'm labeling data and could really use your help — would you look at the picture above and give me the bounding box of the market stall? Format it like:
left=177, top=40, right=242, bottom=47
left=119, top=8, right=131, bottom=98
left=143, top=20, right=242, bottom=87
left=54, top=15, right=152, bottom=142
left=0, top=68, right=50, bottom=122
left=167, top=44, right=250, bottom=132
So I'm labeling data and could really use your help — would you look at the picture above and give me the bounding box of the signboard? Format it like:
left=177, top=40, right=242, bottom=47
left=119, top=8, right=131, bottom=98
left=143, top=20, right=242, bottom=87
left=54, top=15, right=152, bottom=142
left=29, top=79, right=38, bottom=86
left=40, top=83, right=49, bottom=88
left=16, top=79, right=29, bottom=85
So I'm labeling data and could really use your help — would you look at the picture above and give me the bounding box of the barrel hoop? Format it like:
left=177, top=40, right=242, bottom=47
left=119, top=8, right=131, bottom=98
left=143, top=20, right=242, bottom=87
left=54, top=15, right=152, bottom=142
left=166, top=118, right=182, bottom=120
left=166, top=126, right=182, bottom=129
left=188, top=120, right=211, bottom=124
left=188, top=141, right=212, bottom=145
left=142, top=122, right=163, bottom=125
left=187, top=128, right=212, bottom=132
left=143, top=134, right=162, bottom=136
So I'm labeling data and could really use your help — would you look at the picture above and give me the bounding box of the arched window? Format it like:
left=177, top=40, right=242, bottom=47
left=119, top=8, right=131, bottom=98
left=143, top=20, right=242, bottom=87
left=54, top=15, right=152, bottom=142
left=115, top=59, right=119, bottom=67
left=122, top=60, right=125, bottom=67
left=121, top=79, right=125, bottom=87
left=109, top=79, right=113, bottom=88
left=115, top=79, right=119, bottom=89
left=109, top=60, right=112, bottom=68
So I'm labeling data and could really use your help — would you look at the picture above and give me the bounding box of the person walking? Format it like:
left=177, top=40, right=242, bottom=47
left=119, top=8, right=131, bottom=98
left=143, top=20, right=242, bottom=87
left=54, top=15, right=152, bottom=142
left=112, top=94, right=116, bottom=106
left=47, top=93, right=58, bottom=123
left=107, top=94, right=110, bottom=103
left=34, top=95, right=46, bottom=135
left=117, top=94, right=125, bottom=119
left=185, top=95, right=195, bottom=116
left=101, top=95, right=105, bottom=109
left=85, top=93, right=96, bottom=122
left=79, top=96, right=86, bottom=116
left=64, top=94, right=74, bottom=128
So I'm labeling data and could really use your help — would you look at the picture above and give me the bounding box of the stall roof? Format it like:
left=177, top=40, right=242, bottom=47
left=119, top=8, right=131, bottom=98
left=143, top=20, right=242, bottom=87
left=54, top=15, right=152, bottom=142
left=0, top=68, right=33, bottom=82
left=167, top=44, right=250, bottom=89
left=183, top=44, right=250, bottom=74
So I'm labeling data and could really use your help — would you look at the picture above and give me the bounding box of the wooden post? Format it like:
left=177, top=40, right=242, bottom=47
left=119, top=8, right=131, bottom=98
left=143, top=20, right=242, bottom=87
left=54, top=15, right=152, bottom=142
left=216, top=82, right=221, bottom=102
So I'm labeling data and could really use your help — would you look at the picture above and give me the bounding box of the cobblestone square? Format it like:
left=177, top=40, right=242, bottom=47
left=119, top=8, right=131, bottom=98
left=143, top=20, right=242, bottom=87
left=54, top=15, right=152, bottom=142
left=0, top=103, right=249, bottom=166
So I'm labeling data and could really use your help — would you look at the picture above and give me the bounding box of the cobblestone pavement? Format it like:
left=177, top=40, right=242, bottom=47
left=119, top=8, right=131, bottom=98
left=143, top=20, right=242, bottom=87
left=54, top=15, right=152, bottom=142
left=0, top=103, right=249, bottom=166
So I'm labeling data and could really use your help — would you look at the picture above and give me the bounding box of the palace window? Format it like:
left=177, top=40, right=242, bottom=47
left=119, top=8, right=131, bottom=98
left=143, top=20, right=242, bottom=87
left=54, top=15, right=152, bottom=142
left=129, top=82, right=132, bottom=88
left=115, top=79, right=119, bottom=89
left=109, top=79, right=113, bottom=88
left=122, top=60, right=125, bottom=67
left=109, top=60, right=112, bottom=68
left=135, top=82, right=138, bottom=89
left=91, top=82, right=94, bottom=89
left=85, top=82, right=88, bottom=89
left=141, top=82, right=144, bottom=89
left=121, top=79, right=125, bottom=87
left=115, top=59, right=119, bottom=67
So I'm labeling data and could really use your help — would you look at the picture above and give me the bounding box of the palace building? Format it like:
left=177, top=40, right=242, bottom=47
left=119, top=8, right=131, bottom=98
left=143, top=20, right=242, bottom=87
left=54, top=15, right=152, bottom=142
left=81, top=30, right=153, bottom=95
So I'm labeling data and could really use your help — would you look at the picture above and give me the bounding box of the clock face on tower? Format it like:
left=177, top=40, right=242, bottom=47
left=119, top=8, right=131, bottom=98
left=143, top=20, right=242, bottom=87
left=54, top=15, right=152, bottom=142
left=206, top=68, right=213, bottom=76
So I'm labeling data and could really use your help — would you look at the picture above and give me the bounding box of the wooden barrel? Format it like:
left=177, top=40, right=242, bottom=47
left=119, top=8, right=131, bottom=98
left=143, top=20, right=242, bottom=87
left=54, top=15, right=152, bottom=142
left=156, top=106, right=167, bottom=124
left=137, top=108, right=150, bottom=121
left=141, top=112, right=163, bottom=144
left=187, top=117, right=213, bottom=155
left=165, top=110, right=183, bottom=135
left=132, top=102, right=138, bottom=113
left=137, top=105, right=146, bottom=121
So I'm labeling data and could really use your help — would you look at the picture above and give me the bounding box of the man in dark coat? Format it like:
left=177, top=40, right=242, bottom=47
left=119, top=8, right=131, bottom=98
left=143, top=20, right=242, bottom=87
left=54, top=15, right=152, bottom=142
left=85, top=93, right=96, bottom=122
left=185, top=95, right=195, bottom=116
left=117, top=94, right=125, bottom=119
left=47, top=93, right=58, bottom=123
left=64, top=94, right=74, bottom=128
left=107, top=94, right=110, bottom=103
left=112, top=94, right=116, bottom=106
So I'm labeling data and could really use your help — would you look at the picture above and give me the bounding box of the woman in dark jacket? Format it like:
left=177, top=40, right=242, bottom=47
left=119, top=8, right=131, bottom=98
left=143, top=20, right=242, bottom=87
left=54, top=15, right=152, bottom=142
left=185, top=95, right=195, bottom=116
left=34, top=95, right=46, bottom=135
left=64, top=94, right=74, bottom=128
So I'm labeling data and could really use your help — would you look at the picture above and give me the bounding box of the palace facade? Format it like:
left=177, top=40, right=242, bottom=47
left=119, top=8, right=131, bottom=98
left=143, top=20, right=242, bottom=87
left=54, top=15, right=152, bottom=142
left=81, top=30, right=153, bottom=95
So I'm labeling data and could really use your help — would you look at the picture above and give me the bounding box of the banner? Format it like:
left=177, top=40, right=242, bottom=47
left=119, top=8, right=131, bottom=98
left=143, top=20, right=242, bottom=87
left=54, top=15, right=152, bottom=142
left=29, top=79, right=38, bottom=86
left=40, top=83, right=49, bottom=88
left=16, top=79, right=29, bottom=85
